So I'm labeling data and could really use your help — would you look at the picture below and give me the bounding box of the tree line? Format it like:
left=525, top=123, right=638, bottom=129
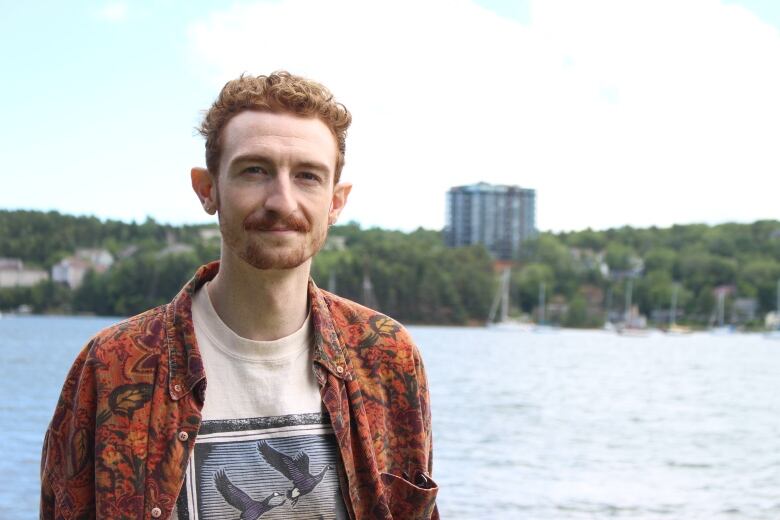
left=1, top=210, right=779, bottom=327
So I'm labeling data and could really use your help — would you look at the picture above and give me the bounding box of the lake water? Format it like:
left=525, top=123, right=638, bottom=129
left=2, top=316, right=780, bottom=519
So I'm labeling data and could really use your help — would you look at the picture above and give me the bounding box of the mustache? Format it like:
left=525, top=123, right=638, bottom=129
left=242, top=211, right=311, bottom=232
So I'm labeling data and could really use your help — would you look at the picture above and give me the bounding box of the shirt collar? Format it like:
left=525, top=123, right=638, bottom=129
left=166, top=261, right=350, bottom=401
left=166, top=262, right=214, bottom=400
left=308, top=277, right=352, bottom=381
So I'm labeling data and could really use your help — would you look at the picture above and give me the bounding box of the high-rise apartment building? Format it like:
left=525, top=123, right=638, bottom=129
left=444, top=182, right=537, bottom=260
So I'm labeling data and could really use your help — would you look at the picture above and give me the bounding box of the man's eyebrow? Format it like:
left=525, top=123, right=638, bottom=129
left=296, top=160, right=332, bottom=175
left=230, top=153, right=272, bottom=166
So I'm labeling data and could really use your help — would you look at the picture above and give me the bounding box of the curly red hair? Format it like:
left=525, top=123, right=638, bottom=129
left=198, top=71, right=352, bottom=183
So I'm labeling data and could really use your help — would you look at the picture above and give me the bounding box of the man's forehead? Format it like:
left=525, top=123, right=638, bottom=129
left=220, top=110, right=338, bottom=169
left=225, top=111, right=335, bottom=146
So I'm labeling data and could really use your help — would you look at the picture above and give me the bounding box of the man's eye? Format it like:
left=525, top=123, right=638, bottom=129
left=243, top=166, right=266, bottom=175
left=298, top=172, right=320, bottom=182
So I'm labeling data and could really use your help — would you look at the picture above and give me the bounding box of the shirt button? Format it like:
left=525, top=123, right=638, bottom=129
left=150, top=506, right=162, bottom=518
left=336, top=365, right=344, bottom=374
left=174, top=384, right=182, bottom=392
left=178, top=431, right=189, bottom=442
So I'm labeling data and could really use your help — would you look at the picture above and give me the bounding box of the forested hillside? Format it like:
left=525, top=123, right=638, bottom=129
left=1, top=210, right=779, bottom=328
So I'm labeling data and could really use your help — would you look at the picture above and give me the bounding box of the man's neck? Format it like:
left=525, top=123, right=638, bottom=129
left=206, top=251, right=311, bottom=342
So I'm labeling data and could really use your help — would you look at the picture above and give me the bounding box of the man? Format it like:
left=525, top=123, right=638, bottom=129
left=41, top=72, right=438, bottom=519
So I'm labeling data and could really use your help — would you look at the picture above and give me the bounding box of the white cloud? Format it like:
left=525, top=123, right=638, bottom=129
left=187, top=0, right=780, bottom=231
left=96, top=1, right=128, bottom=22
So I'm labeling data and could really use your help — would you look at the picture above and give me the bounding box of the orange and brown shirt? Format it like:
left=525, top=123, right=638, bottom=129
left=40, top=261, right=438, bottom=519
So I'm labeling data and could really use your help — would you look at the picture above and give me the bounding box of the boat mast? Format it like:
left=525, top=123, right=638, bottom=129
left=670, top=282, right=679, bottom=328
left=362, top=271, right=378, bottom=310
left=500, top=267, right=510, bottom=323
left=538, top=281, right=546, bottom=325
left=624, top=278, right=633, bottom=325
left=775, top=278, right=780, bottom=319
left=487, top=266, right=511, bottom=325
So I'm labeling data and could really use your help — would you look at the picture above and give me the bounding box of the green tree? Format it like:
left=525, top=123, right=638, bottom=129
left=564, top=294, right=589, bottom=328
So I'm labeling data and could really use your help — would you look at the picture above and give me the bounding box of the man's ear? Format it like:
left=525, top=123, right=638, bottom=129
left=191, top=167, right=218, bottom=215
left=329, top=182, right=352, bottom=225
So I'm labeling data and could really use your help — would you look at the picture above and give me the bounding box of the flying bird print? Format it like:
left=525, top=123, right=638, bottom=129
left=257, top=440, right=333, bottom=507
left=213, top=469, right=286, bottom=519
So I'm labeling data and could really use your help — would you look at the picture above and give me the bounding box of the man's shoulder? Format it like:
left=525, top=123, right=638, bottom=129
left=86, top=304, right=170, bottom=360
left=319, top=289, right=383, bottom=320
left=318, top=289, right=420, bottom=357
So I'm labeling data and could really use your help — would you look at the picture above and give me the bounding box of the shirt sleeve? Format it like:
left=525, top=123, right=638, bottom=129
left=413, top=341, right=440, bottom=520
left=40, top=340, right=97, bottom=519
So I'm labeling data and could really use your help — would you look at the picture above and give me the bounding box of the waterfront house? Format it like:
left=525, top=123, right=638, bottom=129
left=51, top=249, right=114, bottom=289
left=0, top=258, right=49, bottom=288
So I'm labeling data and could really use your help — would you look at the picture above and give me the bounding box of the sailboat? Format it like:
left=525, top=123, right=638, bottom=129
left=486, top=267, right=532, bottom=331
left=603, top=285, right=617, bottom=331
left=533, top=281, right=557, bottom=333
left=765, top=278, right=780, bottom=340
left=616, top=277, right=649, bottom=336
left=361, top=271, right=379, bottom=310
left=710, top=287, right=734, bottom=335
left=666, top=282, right=692, bottom=335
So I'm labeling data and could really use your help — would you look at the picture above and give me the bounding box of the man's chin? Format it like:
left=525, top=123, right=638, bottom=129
left=223, top=231, right=326, bottom=271
left=240, top=250, right=311, bottom=271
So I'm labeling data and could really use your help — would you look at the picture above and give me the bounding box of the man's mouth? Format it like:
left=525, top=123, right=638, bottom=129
left=263, top=227, right=296, bottom=233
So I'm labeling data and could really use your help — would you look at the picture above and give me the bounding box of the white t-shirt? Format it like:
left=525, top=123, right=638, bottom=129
left=171, top=285, right=348, bottom=519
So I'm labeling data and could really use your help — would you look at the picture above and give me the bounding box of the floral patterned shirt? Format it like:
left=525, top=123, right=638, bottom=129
left=40, top=261, right=438, bottom=519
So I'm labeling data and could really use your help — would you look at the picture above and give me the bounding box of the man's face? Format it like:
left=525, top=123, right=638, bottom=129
left=208, top=110, right=349, bottom=271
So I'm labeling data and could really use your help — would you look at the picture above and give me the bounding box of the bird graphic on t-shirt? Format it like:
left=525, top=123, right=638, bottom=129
left=213, top=469, right=286, bottom=519
left=257, top=440, right=333, bottom=507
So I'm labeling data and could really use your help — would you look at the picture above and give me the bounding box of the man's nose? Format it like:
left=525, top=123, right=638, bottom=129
left=263, top=175, right=296, bottom=215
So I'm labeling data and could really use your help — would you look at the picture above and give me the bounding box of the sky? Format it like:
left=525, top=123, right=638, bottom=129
left=1, top=0, right=779, bottom=233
